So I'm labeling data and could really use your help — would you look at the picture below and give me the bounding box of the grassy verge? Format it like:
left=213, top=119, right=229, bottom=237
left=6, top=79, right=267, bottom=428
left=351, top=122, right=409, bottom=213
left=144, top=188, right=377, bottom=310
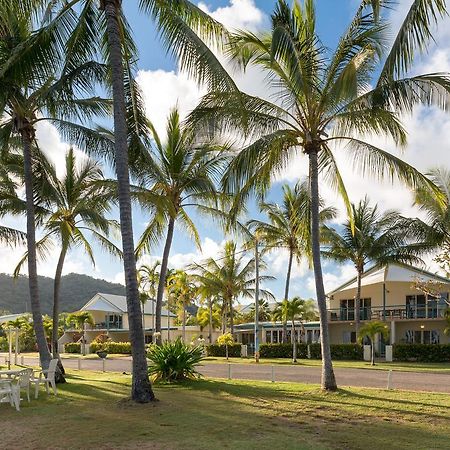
left=203, top=357, right=450, bottom=373
left=1, top=371, right=449, bottom=449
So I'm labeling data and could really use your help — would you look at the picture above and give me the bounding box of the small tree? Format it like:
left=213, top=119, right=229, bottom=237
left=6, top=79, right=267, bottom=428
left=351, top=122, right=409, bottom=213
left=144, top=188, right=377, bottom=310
left=358, top=321, right=389, bottom=366
left=217, top=332, right=234, bottom=360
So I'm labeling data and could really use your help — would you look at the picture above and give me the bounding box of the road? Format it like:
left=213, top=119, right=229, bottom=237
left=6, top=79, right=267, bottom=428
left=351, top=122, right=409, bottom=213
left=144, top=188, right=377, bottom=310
left=4, top=354, right=450, bottom=393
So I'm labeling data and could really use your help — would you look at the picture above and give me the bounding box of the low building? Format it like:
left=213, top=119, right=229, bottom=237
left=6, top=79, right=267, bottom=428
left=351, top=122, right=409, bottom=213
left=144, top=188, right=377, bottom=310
left=60, top=292, right=221, bottom=346
left=327, top=263, right=450, bottom=348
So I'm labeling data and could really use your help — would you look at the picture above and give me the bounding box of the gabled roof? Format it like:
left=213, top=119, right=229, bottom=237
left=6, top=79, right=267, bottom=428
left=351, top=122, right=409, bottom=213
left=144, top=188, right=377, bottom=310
left=327, top=263, right=450, bottom=296
left=80, top=293, right=176, bottom=317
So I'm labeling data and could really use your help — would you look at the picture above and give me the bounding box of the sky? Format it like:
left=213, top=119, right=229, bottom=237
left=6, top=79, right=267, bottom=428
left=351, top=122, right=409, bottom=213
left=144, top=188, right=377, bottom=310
left=2, top=0, right=450, bottom=308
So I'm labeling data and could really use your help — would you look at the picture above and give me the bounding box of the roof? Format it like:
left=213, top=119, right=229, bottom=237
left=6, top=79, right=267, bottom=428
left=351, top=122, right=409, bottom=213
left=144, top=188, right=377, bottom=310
left=0, top=313, right=30, bottom=324
left=80, top=293, right=176, bottom=317
left=327, top=263, right=450, bottom=296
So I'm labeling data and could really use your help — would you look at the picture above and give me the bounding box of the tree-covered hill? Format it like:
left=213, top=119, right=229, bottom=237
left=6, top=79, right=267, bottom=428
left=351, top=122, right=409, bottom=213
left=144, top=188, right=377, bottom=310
left=0, top=273, right=125, bottom=315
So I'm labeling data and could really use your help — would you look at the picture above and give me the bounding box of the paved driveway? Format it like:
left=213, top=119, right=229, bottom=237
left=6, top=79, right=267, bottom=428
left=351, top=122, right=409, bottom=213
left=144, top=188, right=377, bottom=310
left=4, top=354, right=450, bottom=393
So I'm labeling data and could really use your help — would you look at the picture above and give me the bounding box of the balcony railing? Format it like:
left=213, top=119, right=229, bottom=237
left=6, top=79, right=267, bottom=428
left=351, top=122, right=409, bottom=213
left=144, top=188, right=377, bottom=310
left=328, top=304, right=448, bottom=322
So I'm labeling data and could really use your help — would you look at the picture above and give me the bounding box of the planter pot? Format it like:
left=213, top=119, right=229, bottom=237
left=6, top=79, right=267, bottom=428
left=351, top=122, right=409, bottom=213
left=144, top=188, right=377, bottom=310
left=96, top=351, right=108, bottom=359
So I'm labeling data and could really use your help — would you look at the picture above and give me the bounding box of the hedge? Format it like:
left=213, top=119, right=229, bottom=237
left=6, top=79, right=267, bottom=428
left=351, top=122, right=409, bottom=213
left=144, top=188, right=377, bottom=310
left=259, top=343, right=363, bottom=360
left=393, top=344, right=450, bottom=362
left=89, top=341, right=132, bottom=354
left=206, top=343, right=242, bottom=357
left=65, top=342, right=81, bottom=353
left=259, top=343, right=308, bottom=359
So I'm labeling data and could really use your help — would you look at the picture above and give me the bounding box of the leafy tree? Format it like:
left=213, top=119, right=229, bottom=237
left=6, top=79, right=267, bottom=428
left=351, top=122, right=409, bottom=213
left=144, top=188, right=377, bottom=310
left=190, top=241, right=274, bottom=334
left=0, top=3, right=110, bottom=370
left=249, top=180, right=335, bottom=342
left=14, top=149, right=121, bottom=368
left=190, top=0, right=450, bottom=390
left=217, top=332, right=234, bottom=360
left=358, top=320, right=389, bottom=366
left=322, top=198, right=425, bottom=333
left=134, top=108, right=231, bottom=344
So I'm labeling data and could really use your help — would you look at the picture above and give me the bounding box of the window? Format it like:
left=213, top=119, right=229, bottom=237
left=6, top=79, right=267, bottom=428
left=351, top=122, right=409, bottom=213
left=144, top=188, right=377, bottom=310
left=343, top=331, right=357, bottom=344
left=107, top=314, right=122, bottom=329
left=405, top=329, right=440, bottom=344
left=266, top=331, right=272, bottom=344
left=340, top=298, right=371, bottom=320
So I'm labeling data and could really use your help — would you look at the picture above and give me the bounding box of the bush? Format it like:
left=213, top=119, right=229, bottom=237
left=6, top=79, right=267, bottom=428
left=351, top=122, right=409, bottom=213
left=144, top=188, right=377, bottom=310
left=0, top=336, right=8, bottom=352
left=206, top=343, right=242, bottom=357
left=65, top=342, right=81, bottom=353
left=259, top=343, right=308, bottom=359
left=147, top=338, right=204, bottom=382
left=89, top=341, right=132, bottom=354
left=393, top=344, right=450, bottom=362
left=309, top=344, right=363, bottom=360
left=92, top=334, right=110, bottom=344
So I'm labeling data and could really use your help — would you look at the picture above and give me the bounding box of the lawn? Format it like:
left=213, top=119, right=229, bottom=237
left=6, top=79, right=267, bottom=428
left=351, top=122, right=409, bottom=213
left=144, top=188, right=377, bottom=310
left=204, top=356, right=450, bottom=373
left=1, top=371, right=449, bottom=449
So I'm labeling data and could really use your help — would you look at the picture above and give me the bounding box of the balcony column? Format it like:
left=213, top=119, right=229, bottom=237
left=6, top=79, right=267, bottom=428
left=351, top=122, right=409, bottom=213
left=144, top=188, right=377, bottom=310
left=390, top=321, right=396, bottom=344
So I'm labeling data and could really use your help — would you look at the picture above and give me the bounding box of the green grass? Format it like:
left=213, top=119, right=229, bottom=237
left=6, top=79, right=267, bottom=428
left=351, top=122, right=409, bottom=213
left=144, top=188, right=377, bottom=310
left=1, top=371, right=450, bottom=449
left=204, top=357, right=450, bottom=373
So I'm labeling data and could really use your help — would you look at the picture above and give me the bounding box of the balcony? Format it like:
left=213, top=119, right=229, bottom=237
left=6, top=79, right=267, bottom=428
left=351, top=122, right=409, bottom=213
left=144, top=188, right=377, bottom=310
left=328, top=304, right=448, bottom=322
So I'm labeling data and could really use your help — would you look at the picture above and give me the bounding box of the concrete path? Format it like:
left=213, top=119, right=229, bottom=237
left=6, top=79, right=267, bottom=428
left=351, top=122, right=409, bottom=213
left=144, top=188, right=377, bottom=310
left=3, top=354, right=450, bottom=393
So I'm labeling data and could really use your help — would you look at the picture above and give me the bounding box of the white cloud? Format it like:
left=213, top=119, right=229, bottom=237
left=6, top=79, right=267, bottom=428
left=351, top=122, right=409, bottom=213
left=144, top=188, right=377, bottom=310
left=307, top=263, right=356, bottom=295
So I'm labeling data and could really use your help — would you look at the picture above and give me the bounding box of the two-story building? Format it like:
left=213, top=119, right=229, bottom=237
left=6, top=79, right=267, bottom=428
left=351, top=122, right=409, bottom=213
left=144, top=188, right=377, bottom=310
left=60, top=293, right=221, bottom=346
left=327, top=263, right=450, bottom=348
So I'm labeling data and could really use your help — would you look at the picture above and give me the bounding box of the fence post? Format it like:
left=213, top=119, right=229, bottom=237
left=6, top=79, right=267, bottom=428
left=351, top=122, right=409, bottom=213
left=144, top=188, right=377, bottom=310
left=386, top=370, right=393, bottom=390
left=21, top=355, right=24, bottom=365
left=77, top=358, right=81, bottom=371
left=228, top=363, right=231, bottom=380
left=102, top=358, right=105, bottom=373
left=271, top=365, right=275, bottom=383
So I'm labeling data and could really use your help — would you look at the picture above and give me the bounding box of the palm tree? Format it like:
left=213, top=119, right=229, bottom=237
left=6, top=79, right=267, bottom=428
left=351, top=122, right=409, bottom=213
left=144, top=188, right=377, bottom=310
left=14, top=148, right=121, bottom=368
left=190, top=0, right=450, bottom=390
left=246, top=299, right=272, bottom=322
left=167, top=270, right=197, bottom=342
left=196, top=304, right=221, bottom=340
left=66, top=311, right=95, bottom=356
left=191, top=241, right=274, bottom=334
left=138, top=261, right=161, bottom=335
left=414, top=168, right=450, bottom=275
left=0, top=4, right=110, bottom=371
left=134, top=108, right=231, bottom=343
left=358, top=320, right=389, bottom=366
left=322, top=198, right=425, bottom=333
left=250, top=180, right=336, bottom=342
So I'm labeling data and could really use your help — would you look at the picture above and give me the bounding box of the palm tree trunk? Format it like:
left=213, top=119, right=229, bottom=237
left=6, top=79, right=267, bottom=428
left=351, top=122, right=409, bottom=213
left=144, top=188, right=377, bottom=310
left=229, top=296, right=234, bottom=335
left=291, top=320, right=297, bottom=363
left=371, top=338, right=375, bottom=366
left=308, top=147, right=337, bottom=391
left=52, top=245, right=68, bottom=383
left=101, top=0, right=154, bottom=402
left=21, top=128, right=52, bottom=371
left=208, top=298, right=213, bottom=344
left=282, top=249, right=294, bottom=343
left=155, top=217, right=175, bottom=344
left=355, top=267, right=363, bottom=334
left=182, top=300, right=186, bottom=342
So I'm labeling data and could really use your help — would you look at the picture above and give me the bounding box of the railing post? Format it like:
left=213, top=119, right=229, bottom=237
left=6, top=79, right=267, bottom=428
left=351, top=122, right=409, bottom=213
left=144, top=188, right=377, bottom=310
left=386, top=370, right=393, bottom=390
left=271, top=365, right=275, bottom=383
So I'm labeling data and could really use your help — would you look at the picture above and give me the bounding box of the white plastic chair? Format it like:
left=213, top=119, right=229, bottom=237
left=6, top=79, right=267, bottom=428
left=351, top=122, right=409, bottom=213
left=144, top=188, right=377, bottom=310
left=31, top=359, right=58, bottom=399
left=0, top=380, right=20, bottom=411
left=13, top=369, right=32, bottom=402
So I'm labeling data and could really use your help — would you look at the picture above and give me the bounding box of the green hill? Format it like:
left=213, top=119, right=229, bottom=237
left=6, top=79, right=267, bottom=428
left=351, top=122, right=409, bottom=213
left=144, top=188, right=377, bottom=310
left=0, top=273, right=125, bottom=315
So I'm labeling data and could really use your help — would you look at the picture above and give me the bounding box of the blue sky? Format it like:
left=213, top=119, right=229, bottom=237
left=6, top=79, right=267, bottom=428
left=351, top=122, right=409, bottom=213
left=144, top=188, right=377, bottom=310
left=2, top=0, right=450, bottom=309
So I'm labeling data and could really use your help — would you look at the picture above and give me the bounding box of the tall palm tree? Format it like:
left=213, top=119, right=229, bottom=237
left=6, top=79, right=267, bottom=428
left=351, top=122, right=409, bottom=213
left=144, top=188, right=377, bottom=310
left=190, top=241, right=274, bottom=334
left=358, top=320, right=389, bottom=366
left=134, top=108, right=231, bottom=343
left=414, top=168, right=450, bottom=275
left=14, top=148, right=121, bottom=368
left=322, top=198, right=425, bottom=333
left=190, top=0, right=450, bottom=390
left=196, top=303, right=221, bottom=341
left=250, top=180, right=336, bottom=342
left=0, top=3, right=110, bottom=370
left=167, top=270, right=197, bottom=342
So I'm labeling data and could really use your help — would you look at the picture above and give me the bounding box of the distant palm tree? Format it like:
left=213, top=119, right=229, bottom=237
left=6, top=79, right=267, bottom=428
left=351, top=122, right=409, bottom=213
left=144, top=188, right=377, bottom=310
left=0, top=3, right=110, bottom=370
left=249, top=180, right=335, bottom=342
left=322, top=198, right=425, bottom=333
left=134, top=108, right=231, bottom=343
left=358, top=321, right=389, bottom=366
left=138, top=261, right=161, bottom=334
left=191, top=241, right=274, bottom=334
left=14, top=149, right=121, bottom=368
left=246, top=299, right=272, bottom=322
left=167, top=270, right=197, bottom=342
left=196, top=304, right=221, bottom=339
left=191, top=0, right=450, bottom=391
left=66, top=311, right=95, bottom=356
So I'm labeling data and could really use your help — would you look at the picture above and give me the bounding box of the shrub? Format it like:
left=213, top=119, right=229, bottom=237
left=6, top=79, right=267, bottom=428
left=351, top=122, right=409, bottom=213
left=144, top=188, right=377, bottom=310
left=305, top=343, right=363, bottom=360
left=0, top=336, right=8, bottom=352
left=393, top=344, right=450, bottom=362
left=206, top=343, right=242, bottom=357
left=259, top=343, right=308, bottom=359
left=65, top=342, right=81, bottom=353
left=147, top=338, right=204, bottom=382
left=89, top=341, right=132, bottom=354
left=92, top=334, right=110, bottom=344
